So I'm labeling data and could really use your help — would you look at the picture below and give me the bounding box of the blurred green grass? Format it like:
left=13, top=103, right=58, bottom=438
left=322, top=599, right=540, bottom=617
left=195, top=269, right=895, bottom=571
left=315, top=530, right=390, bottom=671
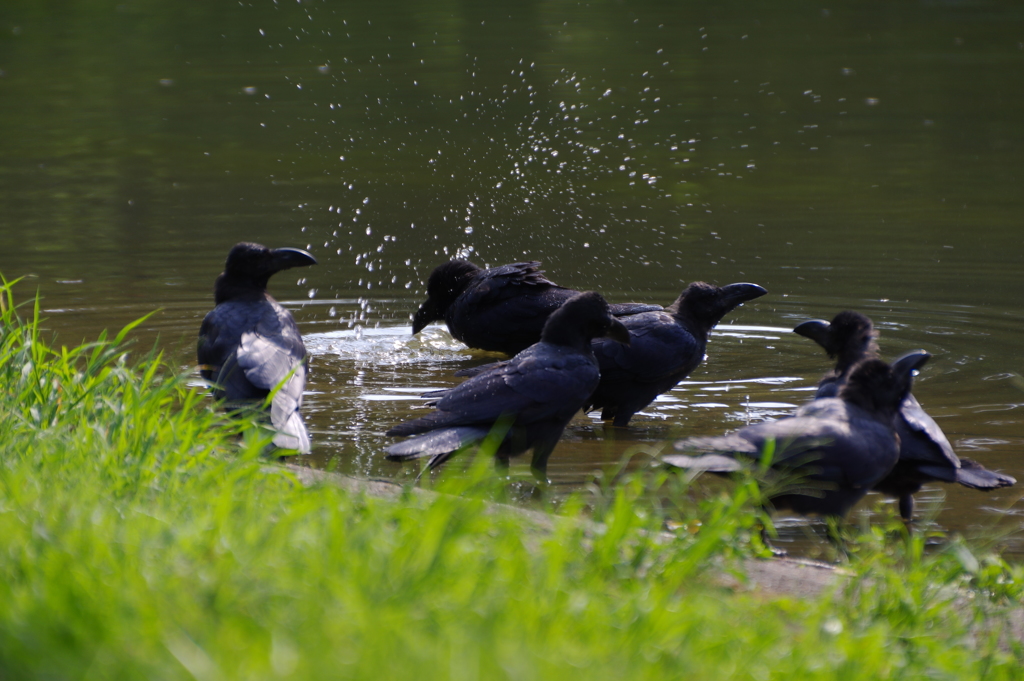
left=0, top=278, right=1020, bottom=680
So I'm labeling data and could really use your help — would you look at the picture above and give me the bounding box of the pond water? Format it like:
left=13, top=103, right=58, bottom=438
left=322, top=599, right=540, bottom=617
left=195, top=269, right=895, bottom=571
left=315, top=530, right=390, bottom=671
left=2, top=1, right=1023, bottom=553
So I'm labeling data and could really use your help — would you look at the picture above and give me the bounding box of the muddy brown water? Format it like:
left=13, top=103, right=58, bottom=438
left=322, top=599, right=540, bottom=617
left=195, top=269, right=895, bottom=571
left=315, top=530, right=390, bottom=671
left=2, top=1, right=1023, bottom=553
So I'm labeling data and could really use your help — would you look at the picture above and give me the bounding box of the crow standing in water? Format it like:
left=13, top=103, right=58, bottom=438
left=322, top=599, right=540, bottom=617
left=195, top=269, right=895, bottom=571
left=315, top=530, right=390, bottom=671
left=198, top=242, right=317, bottom=453
left=584, top=281, right=767, bottom=426
left=387, top=291, right=631, bottom=479
left=665, top=353, right=927, bottom=520
left=795, top=311, right=1015, bottom=521
left=411, top=259, right=660, bottom=356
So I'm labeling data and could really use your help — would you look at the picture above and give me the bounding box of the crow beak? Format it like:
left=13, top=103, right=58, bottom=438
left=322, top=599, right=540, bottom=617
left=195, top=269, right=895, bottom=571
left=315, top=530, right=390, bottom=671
left=721, top=282, right=768, bottom=308
left=606, top=318, right=631, bottom=346
left=793, top=319, right=832, bottom=347
left=891, top=350, right=931, bottom=378
left=269, top=247, right=318, bottom=271
left=412, top=299, right=439, bottom=335
left=892, top=350, right=931, bottom=397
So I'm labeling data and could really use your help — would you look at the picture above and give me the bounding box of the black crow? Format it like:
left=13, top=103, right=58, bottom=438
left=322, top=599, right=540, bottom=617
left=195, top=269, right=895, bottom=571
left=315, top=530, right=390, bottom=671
left=664, top=353, right=927, bottom=519
left=387, top=291, right=631, bottom=479
left=795, top=311, right=1015, bottom=521
left=198, top=242, right=317, bottom=453
left=411, top=259, right=659, bottom=355
left=584, top=281, right=767, bottom=426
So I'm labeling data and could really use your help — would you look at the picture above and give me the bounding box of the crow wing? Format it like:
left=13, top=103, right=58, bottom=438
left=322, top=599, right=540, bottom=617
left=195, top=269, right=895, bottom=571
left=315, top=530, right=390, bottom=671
left=592, top=311, right=703, bottom=384
left=674, top=399, right=898, bottom=491
left=198, top=297, right=309, bottom=451
left=896, top=393, right=959, bottom=466
left=387, top=343, right=598, bottom=436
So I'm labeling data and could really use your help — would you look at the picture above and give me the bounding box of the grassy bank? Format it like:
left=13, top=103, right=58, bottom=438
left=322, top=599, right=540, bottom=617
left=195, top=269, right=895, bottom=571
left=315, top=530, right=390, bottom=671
left=0, top=279, right=1021, bottom=679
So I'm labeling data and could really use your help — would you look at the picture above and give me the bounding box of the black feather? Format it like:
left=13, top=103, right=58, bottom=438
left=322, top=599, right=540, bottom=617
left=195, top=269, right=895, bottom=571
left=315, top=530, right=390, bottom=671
left=411, top=259, right=660, bottom=356
left=667, top=356, right=918, bottom=519
left=795, top=310, right=1015, bottom=520
left=585, top=281, right=766, bottom=426
left=198, top=242, right=316, bottom=452
left=388, top=291, right=630, bottom=478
